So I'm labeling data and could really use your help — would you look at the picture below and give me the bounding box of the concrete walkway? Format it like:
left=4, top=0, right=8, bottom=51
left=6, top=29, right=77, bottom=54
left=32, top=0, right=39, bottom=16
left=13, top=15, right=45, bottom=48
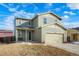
left=50, top=43, right=79, bottom=55
left=15, top=42, right=44, bottom=45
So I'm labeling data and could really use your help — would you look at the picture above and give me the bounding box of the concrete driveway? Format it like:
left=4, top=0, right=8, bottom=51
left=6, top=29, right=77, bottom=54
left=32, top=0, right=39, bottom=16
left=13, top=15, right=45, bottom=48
left=71, top=41, right=79, bottom=45
left=50, top=43, right=79, bottom=55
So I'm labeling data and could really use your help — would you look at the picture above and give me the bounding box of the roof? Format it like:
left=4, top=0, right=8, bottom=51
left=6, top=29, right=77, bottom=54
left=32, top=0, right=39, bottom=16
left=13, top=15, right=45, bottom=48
left=68, top=27, right=79, bottom=32
left=73, top=27, right=79, bottom=30
left=16, top=18, right=30, bottom=20
left=68, top=27, right=79, bottom=30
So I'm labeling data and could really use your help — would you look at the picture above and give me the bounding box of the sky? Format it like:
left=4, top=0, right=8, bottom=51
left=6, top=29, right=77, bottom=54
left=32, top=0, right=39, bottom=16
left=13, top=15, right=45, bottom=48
left=0, top=3, right=79, bottom=30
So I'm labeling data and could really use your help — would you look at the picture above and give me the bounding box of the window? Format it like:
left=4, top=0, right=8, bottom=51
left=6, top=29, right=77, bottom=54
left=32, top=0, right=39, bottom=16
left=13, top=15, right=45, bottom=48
left=29, top=21, right=31, bottom=25
left=18, top=30, right=22, bottom=37
left=44, top=18, right=47, bottom=24
left=19, top=21, right=21, bottom=24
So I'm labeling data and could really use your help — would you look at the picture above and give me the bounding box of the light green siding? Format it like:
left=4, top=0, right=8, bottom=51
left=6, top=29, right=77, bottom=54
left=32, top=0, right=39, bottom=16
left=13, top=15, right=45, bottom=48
left=38, top=14, right=62, bottom=28
left=31, top=18, right=38, bottom=28
left=32, top=28, right=41, bottom=42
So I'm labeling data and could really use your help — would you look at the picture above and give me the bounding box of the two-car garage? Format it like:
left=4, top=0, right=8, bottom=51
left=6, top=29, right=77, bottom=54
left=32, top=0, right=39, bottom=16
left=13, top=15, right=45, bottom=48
left=45, top=33, right=64, bottom=44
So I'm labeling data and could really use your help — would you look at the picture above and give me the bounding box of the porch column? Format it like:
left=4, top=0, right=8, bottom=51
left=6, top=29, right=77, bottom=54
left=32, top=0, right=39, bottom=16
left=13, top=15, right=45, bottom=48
left=25, top=30, right=28, bottom=42
left=63, top=31, right=67, bottom=43
left=16, top=30, right=18, bottom=42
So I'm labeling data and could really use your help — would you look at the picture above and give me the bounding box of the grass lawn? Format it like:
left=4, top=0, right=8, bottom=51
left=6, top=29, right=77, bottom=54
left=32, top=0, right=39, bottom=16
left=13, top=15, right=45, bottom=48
left=0, top=44, right=78, bottom=56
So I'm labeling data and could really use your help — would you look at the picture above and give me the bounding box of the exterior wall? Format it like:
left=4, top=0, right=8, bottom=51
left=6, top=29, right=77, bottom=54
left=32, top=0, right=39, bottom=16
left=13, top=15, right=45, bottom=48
left=38, top=14, right=62, bottom=28
left=31, top=16, right=41, bottom=42
left=0, top=32, right=13, bottom=37
left=31, top=17, right=38, bottom=28
left=41, top=24, right=67, bottom=43
left=32, top=28, right=41, bottom=42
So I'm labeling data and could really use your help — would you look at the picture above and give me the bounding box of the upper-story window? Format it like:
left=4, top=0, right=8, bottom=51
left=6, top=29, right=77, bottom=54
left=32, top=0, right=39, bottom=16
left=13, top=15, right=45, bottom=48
left=44, top=18, right=47, bottom=24
left=19, top=21, right=21, bottom=24
left=29, top=21, right=31, bottom=25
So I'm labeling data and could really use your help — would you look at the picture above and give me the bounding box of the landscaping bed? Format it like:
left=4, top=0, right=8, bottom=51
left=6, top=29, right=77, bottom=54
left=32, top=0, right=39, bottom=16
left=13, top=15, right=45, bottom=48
left=0, top=44, right=77, bottom=56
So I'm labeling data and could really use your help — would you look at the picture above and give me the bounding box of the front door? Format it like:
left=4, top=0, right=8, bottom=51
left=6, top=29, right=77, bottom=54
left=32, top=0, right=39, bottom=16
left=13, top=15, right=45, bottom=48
left=28, top=31, right=32, bottom=41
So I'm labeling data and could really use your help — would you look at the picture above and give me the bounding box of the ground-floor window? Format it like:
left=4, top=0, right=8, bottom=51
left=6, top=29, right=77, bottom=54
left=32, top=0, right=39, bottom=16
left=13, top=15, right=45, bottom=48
left=18, top=30, right=26, bottom=41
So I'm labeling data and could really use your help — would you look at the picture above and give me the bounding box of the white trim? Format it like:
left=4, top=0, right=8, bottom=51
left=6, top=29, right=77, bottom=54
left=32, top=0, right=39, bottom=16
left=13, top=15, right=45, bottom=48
left=25, top=30, right=28, bottom=42
left=31, top=31, right=32, bottom=41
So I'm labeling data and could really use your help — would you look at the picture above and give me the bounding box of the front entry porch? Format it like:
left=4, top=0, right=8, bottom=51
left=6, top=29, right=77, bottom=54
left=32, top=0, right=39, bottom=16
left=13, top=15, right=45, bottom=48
left=16, top=29, right=33, bottom=42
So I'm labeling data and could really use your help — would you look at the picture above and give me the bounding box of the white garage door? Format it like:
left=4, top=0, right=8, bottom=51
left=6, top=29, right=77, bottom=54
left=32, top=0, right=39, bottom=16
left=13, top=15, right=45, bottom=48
left=45, top=33, right=63, bottom=44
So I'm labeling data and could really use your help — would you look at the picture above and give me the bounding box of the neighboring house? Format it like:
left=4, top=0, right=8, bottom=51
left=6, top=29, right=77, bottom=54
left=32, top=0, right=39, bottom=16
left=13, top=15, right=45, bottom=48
left=67, top=28, right=79, bottom=42
left=15, top=12, right=67, bottom=44
left=0, top=30, right=13, bottom=43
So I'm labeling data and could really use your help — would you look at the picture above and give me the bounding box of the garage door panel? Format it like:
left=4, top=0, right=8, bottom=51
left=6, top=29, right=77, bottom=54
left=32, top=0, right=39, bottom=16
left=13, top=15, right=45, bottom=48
left=45, top=34, right=63, bottom=44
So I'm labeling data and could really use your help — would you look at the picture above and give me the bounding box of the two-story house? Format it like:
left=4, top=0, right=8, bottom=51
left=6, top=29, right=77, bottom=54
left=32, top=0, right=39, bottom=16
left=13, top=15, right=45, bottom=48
left=15, top=12, right=67, bottom=44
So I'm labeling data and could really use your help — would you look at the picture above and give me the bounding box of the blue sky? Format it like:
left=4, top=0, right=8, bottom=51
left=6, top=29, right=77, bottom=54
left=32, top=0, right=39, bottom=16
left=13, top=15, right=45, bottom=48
left=0, top=3, right=79, bottom=30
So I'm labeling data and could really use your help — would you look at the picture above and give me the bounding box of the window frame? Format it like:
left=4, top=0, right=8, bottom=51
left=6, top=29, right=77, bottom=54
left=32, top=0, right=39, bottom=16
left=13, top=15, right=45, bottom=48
left=44, top=18, right=47, bottom=24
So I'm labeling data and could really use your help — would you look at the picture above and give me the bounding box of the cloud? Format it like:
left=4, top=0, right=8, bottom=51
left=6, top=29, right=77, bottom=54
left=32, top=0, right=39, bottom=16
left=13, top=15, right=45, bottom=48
left=44, top=3, right=53, bottom=11
left=13, top=10, right=35, bottom=18
left=54, top=8, right=61, bottom=11
left=64, top=11, right=76, bottom=15
left=3, top=16, right=14, bottom=30
left=48, top=3, right=52, bottom=6
left=21, top=3, right=29, bottom=8
left=0, top=3, right=19, bottom=12
left=0, top=3, right=10, bottom=9
left=2, top=10, right=35, bottom=30
left=67, top=3, right=79, bottom=10
left=0, top=4, right=36, bottom=30
left=31, top=3, right=39, bottom=11
left=8, top=5, right=20, bottom=12
left=62, top=15, right=69, bottom=19
left=0, top=3, right=24, bottom=13
left=63, top=21, right=79, bottom=28
left=0, top=4, right=35, bottom=18
left=9, top=8, right=17, bottom=12
left=8, top=3, right=14, bottom=6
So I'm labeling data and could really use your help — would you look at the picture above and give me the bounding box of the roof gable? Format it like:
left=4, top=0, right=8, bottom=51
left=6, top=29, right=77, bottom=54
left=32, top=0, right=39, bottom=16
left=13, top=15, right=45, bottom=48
left=32, top=12, right=62, bottom=20
left=55, top=23, right=66, bottom=30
